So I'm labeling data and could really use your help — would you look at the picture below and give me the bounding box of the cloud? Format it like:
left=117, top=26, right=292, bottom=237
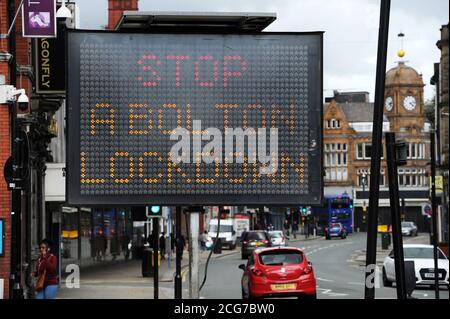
left=71, top=0, right=448, bottom=101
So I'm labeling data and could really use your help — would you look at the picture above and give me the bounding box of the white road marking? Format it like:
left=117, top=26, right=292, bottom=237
left=317, top=277, right=335, bottom=282
left=316, top=287, right=348, bottom=297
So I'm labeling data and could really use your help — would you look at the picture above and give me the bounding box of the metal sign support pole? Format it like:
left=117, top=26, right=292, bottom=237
left=365, top=0, right=391, bottom=299
left=174, top=206, right=182, bottom=299
left=386, top=132, right=407, bottom=299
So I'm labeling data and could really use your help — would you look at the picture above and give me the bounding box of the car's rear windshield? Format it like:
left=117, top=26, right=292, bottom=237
left=259, top=250, right=303, bottom=265
left=244, top=232, right=267, bottom=241
left=401, top=222, right=413, bottom=227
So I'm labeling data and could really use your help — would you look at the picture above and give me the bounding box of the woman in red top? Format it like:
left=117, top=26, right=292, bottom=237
left=34, top=239, right=59, bottom=299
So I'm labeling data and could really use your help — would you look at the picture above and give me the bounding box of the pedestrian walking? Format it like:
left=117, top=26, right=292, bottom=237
left=159, top=232, right=166, bottom=260
left=200, top=230, right=208, bottom=251
left=33, top=239, right=59, bottom=299
left=170, top=232, right=176, bottom=251
left=284, top=219, right=290, bottom=237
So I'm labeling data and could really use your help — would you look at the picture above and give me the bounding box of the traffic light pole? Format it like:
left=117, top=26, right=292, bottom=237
left=430, top=130, right=440, bottom=299
left=365, top=0, right=391, bottom=299
left=174, top=206, right=182, bottom=299
left=385, top=133, right=407, bottom=299
left=152, top=217, right=159, bottom=299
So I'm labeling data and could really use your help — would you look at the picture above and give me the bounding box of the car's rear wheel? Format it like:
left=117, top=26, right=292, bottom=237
left=325, top=236, right=330, bottom=240
left=382, top=268, right=393, bottom=287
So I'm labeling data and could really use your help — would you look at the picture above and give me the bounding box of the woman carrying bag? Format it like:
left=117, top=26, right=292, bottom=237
left=33, top=239, right=59, bottom=299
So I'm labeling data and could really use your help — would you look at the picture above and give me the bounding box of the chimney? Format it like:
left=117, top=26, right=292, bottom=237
left=107, top=0, right=139, bottom=30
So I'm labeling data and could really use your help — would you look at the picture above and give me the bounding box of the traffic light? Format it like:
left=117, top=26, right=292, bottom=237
left=146, top=206, right=162, bottom=217
left=395, top=140, right=408, bottom=166
left=301, top=207, right=307, bottom=216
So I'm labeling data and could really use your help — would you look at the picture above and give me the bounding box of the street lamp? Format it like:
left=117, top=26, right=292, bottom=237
left=362, top=173, right=367, bottom=209
left=56, top=0, right=72, bottom=19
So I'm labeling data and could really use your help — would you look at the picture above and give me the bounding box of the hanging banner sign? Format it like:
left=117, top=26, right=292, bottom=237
left=22, top=0, right=57, bottom=38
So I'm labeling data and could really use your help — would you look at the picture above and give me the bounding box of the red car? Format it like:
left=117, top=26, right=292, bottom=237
left=239, top=247, right=317, bottom=299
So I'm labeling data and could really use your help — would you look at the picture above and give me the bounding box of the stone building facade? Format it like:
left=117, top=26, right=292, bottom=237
left=323, top=62, right=431, bottom=232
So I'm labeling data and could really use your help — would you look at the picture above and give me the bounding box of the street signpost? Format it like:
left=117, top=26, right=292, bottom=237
left=66, top=31, right=323, bottom=207
left=22, top=0, right=56, bottom=38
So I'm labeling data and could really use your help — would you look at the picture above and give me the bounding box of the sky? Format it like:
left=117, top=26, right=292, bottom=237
left=67, top=0, right=449, bottom=102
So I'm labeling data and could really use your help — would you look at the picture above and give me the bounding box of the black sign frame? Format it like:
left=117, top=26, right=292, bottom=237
left=66, top=29, right=323, bottom=206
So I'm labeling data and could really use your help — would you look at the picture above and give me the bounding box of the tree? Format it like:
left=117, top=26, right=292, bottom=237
left=423, top=96, right=435, bottom=125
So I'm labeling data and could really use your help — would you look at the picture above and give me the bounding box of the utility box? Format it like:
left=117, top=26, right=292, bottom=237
left=381, top=233, right=391, bottom=250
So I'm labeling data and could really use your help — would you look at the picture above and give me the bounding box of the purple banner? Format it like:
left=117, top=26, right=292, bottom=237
left=22, top=0, right=56, bottom=38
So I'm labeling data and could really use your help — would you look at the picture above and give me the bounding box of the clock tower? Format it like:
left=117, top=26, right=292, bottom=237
left=384, top=61, right=425, bottom=133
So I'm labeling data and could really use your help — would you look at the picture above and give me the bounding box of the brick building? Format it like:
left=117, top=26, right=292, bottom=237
left=437, top=23, right=449, bottom=169
left=323, top=61, right=432, bottom=232
left=435, top=23, right=449, bottom=245
left=0, top=0, right=33, bottom=299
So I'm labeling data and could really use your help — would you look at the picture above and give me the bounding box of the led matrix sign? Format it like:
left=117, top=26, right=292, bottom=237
left=67, top=31, right=323, bottom=205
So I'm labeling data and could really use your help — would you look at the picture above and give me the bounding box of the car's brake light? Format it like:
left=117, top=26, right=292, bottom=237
left=251, top=268, right=265, bottom=277
left=262, top=240, right=269, bottom=244
left=242, top=241, right=248, bottom=244
left=303, top=265, right=313, bottom=274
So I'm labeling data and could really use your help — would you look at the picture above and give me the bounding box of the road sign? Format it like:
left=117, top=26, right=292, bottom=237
left=22, top=0, right=56, bottom=38
left=67, top=31, right=323, bottom=206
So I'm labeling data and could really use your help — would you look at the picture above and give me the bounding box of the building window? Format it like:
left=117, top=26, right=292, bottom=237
left=406, top=142, right=427, bottom=160
left=326, top=119, right=341, bottom=129
left=397, top=168, right=427, bottom=187
left=365, top=144, right=372, bottom=158
left=324, top=143, right=348, bottom=182
left=357, top=169, right=386, bottom=187
left=357, top=144, right=364, bottom=159
left=356, top=143, right=383, bottom=159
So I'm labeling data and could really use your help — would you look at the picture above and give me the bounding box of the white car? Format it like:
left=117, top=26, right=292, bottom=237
left=382, top=244, right=449, bottom=289
left=268, top=230, right=286, bottom=247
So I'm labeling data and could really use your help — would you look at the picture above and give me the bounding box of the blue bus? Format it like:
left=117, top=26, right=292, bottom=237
left=311, top=193, right=354, bottom=235
left=327, top=194, right=353, bottom=233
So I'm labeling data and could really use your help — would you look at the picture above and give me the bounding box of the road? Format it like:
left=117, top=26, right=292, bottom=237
left=198, top=232, right=449, bottom=299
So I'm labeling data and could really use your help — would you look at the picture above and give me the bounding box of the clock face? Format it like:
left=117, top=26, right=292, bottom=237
left=403, top=95, right=416, bottom=111
left=385, top=96, right=393, bottom=111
